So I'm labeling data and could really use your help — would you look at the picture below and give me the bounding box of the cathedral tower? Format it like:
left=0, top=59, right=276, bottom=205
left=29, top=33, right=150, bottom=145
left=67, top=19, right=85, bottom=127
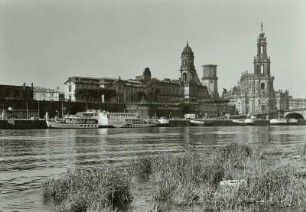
left=179, top=42, right=207, bottom=101
left=180, top=42, right=201, bottom=85
left=252, top=23, right=276, bottom=114
left=254, top=23, right=271, bottom=76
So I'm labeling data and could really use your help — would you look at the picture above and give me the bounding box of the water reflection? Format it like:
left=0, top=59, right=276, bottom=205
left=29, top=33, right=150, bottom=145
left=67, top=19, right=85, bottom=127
left=0, top=126, right=306, bottom=211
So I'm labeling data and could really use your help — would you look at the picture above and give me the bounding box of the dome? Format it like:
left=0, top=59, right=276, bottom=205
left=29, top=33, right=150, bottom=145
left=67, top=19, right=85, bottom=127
left=182, top=42, right=193, bottom=54
left=143, top=67, right=151, bottom=76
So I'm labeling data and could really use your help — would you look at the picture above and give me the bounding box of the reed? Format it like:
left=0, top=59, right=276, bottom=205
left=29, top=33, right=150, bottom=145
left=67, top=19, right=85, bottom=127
left=42, top=167, right=132, bottom=212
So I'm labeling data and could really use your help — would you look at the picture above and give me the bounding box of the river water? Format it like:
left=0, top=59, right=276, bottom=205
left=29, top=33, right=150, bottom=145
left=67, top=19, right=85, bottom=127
left=1, top=126, right=306, bottom=212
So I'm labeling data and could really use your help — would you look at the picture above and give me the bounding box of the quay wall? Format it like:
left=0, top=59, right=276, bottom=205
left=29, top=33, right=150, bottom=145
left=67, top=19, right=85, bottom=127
left=0, top=99, right=125, bottom=118
left=0, top=120, right=47, bottom=129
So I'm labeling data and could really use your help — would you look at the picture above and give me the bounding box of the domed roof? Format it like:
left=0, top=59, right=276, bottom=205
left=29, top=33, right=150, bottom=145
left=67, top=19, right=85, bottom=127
left=182, top=42, right=193, bottom=54
left=143, top=67, right=151, bottom=76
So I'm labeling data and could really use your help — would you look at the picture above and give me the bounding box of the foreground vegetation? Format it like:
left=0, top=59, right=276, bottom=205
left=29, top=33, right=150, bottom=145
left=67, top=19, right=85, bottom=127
left=43, top=142, right=306, bottom=211
left=42, top=167, right=132, bottom=212
left=130, top=143, right=306, bottom=210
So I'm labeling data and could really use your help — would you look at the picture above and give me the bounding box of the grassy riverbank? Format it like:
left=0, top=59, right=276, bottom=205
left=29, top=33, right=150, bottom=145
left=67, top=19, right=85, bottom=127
left=130, top=143, right=306, bottom=210
left=43, top=142, right=306, bottom=211
left=42, top=167, right=132, bottom=212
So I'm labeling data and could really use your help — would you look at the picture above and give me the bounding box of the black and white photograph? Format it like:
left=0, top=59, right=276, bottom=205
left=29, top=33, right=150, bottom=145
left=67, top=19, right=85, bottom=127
left=0, top=0, right=306, bottom=211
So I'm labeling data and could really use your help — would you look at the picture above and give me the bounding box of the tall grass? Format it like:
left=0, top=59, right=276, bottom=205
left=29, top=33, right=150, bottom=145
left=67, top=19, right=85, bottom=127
left=42, top=167, right=132, bottom=212
left=130, top=142, right=306, bottom=210
left=43, top=142, right=306, bottom=211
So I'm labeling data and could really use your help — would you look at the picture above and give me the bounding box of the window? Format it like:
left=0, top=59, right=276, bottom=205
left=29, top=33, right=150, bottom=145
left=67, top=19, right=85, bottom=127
left=68, top=85, right=72, bottom=92
left=261, top=82, right=265, bottom=90
left=183, top=73, right=187, bottom=82
left=260, top=65, right=264, bottom=74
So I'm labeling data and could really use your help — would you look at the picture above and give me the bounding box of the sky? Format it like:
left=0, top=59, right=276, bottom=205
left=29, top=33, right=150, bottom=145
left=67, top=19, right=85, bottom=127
left=0, top=0, right=305, bottom=97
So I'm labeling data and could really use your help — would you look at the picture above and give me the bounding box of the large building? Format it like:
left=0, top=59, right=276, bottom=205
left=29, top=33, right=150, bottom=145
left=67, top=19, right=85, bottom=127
left=202, top=64, right=218, bottom=99
left=223, top=24, right=289, bottom=115
left=33, top=87, right=60, bottom=101
left=64, top=43, right=211, bottom=104
left=0, top=83, right=34, bottom=100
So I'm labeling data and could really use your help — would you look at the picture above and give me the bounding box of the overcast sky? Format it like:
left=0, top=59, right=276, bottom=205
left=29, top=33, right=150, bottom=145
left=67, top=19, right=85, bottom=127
left=0, top=0, right=305, bottom=97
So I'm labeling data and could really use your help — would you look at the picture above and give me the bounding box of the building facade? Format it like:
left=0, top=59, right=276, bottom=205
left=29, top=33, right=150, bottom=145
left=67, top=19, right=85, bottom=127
left=0, top=83, right=34, bottom=100
left=64, top=43, right=211, bottom=104
left=64, top=77, right=101, bottom=102
left=179, top=42, right=209, bottom=101
left=223, top=25, right=289, bottom=115
left=33, top=87, right=60, bottom=101
left=202, top=64, right=218, bottom=99
left=289, top=97, right=306, bottom=110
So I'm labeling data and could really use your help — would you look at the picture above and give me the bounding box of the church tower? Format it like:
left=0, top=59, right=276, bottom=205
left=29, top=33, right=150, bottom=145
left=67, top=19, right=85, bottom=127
left=179, top=42, right=202, bottom=100
left=252, top=23, right=276, bottom=114
left=180, top=42, right=201, bottom=85
left=254, top=23, right=271, bottom=76
left=202, top=64, right=218, bottom=99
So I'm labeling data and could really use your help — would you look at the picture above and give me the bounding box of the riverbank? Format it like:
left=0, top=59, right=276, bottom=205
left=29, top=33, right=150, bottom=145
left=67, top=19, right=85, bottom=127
left=0, top=119, right=47, bottom=129
left=43, top=142, right=306, bottom=211
left=0, top=118, right=305, bottom=129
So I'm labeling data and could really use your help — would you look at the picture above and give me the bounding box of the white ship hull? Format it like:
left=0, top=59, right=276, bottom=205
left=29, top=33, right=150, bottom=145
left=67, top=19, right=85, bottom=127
left=270, top=118, right=298, bottom=125
left=46, top=120, right=99, bottom=129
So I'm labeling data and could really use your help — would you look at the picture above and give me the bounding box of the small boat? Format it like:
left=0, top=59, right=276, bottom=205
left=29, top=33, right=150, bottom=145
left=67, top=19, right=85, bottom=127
left=190, top=119, right=206, bottom=126
left=190, top=118, right=213, bottom=126
left=232, top=119, right=246, bottom=125
left=270, top=118, right=298, bottom=125
left=147, top=117, right=159, bottom=125
left=122, top=118, right=158, bottom=128
left=244, top=118, right=255, bottom=125
left=158, top=117, right=170, bottom=125
left=232, top=116, right=255, bottom=125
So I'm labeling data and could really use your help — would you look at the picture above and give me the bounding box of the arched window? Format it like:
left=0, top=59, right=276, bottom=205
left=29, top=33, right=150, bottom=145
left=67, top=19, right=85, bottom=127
left=261, top=82, right=265, bottom=90
left=183, top=73, right=187, bottom=82
left=260, top=65, right=264, bottom=74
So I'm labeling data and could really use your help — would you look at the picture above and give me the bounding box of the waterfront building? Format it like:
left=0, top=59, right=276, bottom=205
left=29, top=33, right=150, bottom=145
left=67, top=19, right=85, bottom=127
left=64, top=76, right=101, bottom=102
left=64, top=43, right=211, bottom=104
left=289, top=97, right=306, bottom=109
left=223, top=24, right=289, bottom=115
left=33, top=87, right=60, bottom=101
left=179, top=42, right=209, bottom=101
left=202, top=64, right=218, bottom=99
left=0, top=83, right=34, bottom=100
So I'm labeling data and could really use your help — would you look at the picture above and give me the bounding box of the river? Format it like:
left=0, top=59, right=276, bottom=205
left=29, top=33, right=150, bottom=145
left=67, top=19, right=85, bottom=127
left=1, top=126, right=306, bottom=212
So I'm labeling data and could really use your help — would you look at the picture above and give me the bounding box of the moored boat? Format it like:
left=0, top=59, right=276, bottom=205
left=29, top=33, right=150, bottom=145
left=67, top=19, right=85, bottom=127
left=46, top=115, right=99, bottom=129
left=232, top=119, right=246, bottom=125
left=122, top=118, right=158, bottom=128
left=270, top=118, right=298, bottom=125
left=101, top=112, right=158, bottom=128
left=46, top=109, right=107, bottom=129
left=232, top=116, right=255, bottom=125
left=190, top=119, right=205, bottom=126
left=158, top=117, right=170, bottom=125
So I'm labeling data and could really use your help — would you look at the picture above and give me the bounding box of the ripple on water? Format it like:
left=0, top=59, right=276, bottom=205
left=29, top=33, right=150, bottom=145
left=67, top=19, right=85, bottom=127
left=1, top=126, right=306, bottom=211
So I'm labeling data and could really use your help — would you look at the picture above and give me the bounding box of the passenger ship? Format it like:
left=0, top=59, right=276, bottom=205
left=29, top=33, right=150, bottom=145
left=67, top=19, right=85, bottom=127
left=46, top=110, right=108, bottom=129
left=46, top=110, right=156, bottom=129
left=102, top=112, right=157, bottom=128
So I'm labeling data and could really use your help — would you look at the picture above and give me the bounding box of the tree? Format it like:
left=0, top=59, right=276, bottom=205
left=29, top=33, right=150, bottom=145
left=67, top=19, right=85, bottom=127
left=132, top=91, right=146, bottom=102
left=145, top=80, right=161, bottom=103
